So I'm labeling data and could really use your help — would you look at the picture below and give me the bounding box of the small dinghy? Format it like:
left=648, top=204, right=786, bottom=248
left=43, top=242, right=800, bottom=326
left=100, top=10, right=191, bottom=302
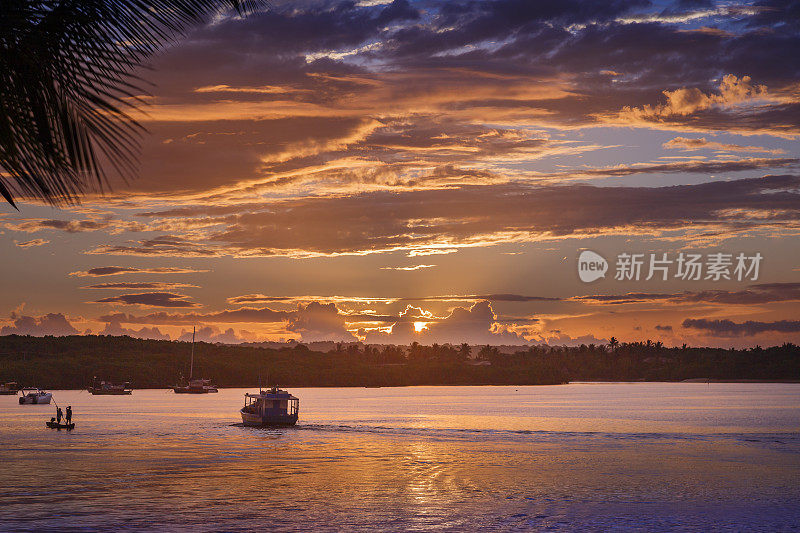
left=45, top=421, right=74, bottom=430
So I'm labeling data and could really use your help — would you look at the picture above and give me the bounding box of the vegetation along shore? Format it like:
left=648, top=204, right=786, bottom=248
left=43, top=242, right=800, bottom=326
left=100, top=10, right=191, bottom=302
left=0, top=335, right=797, bottom=389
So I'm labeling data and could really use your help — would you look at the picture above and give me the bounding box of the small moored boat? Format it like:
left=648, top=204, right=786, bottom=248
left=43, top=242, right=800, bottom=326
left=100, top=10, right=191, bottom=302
left=88, top=378, right=132, bottom=395
left=173, top=378, right=218, bottom=394
left=18, top=388, right=52, bottom=404
left=241, top=387, right=299, bottom=427
left=172, top=327, right=219, bottom=394
left=46, top=421, right=74, bottom=430
left=0, top=381, right=20, bottom=395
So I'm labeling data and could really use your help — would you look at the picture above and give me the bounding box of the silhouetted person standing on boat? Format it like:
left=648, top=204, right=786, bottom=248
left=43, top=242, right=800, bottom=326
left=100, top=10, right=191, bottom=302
left=66, top=406, right=72, bottom=425
left=56, top=407, right=63, bottom=424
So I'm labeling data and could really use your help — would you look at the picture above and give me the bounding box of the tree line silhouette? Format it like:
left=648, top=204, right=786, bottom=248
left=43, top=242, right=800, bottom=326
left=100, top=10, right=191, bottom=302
left=0, top=334, right=797, bottom=389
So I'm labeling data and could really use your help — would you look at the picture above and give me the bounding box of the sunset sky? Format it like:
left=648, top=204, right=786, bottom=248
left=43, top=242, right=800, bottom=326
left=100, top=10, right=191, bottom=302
left=1, top=0, right=799, bottom=348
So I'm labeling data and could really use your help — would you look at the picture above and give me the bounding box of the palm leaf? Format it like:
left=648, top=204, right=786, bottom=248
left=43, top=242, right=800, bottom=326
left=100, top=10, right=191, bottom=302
left=0, top=0, right=267, bottom=208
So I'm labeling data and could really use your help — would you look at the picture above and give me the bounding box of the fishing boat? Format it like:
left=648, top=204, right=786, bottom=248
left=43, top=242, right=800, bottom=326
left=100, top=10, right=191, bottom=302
left=0, top=381, right=20, bottom=395
left=46, top=420, right=74, bottom=430
left=18, top=388, right=52, bottom=404
left=240, top=387, right=299, bottom=427
left=88, top=378, right=132, bottom=395
left=172, top=327, right=218, bottom=394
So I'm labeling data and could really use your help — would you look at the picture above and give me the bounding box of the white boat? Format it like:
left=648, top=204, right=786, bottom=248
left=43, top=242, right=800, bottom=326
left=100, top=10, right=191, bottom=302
left=172, top=327, right=219, bottom=394
left=241, top=387, right=299, bottom=427
left=173, top=378, right=219, bottom=394
left=18, top=388, right=52, bottom=405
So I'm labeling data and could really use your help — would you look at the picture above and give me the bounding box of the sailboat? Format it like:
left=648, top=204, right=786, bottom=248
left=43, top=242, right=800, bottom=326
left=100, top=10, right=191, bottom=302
left=172, top=327, right=219, bottom=394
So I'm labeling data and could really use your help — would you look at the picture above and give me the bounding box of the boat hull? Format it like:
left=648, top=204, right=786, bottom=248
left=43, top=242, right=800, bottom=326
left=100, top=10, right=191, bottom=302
left=19, top=393, right=52, bottom=404
left=46, top=421, right=74, bottom=430
left=240, top=409, right=298, bottom=427
left=88, top=388, right=132, bottom=395
left=173, top=387, right=218, bottom=394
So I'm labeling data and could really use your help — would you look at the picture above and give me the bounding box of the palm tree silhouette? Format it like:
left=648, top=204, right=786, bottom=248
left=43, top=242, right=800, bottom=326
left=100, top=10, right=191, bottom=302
left=0, top=0, right=265, bottom=208
left=459, top=343, right=471, bottom=360
left=608, top=336, right=619, bottom=352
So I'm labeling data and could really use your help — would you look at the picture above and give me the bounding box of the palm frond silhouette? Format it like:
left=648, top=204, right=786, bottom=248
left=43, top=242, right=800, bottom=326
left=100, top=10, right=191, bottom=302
left=0, top=0, right=265, bottom=208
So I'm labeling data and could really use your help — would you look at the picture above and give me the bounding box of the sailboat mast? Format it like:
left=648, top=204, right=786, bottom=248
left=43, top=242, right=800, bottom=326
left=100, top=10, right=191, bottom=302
left=190, top=326, right=195, bottom=380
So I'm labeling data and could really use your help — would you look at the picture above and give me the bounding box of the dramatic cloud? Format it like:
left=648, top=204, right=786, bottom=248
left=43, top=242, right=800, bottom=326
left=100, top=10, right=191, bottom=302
left=286, top=302, right=357, bottom=343
left=85, top=0, right=798, bottom=201
left=573, top=293, right=675, bottom=305
left=619, top=75, right=771, bottom=118
left=2, top=0, right=799, bottom=349
left=576, top=282, right=800, bottom=306
left=364, top=301, right=527, bottom=345
left=88, top=236, right=225, bottom=258
left=226, top=295, right=313, bottom=305
left=1, top=312, right=79, bottom=337
left=4, top=218, right=116, bottom=233
left=14, top=239, right=49, bottom=247
left=421, top=301, right=526, bottom=344
left=222, top=293, right=560, bottom=306
left=70, top=266, right=209, bottom=277
left=83, top=282, right=199, bottom=290
left=98, top=307, right=289, bottom=325
left=400, top=294, right=561, bottom=303
left=554, top=158, right=798, bottom=179
left=177, top=325, right=251, bottom=344
left=531, top=330, right=609, bottom=347
left=663, top=137, right=785, bottom=154
left=380, top=264, right=436, bottom=271
left=99, top=321, right=171, bottom=341
left=682, top=318, right=800, bottom=336
left=95, top=174, right=800, bottom=257
left=407, top=249, right=458, bottom=257
left=94, top=292, right=200, bottom=308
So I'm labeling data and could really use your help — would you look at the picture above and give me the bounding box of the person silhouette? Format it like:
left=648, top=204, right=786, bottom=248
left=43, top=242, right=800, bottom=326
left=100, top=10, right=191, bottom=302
left=65, top=406, right=72, bottom=425
left=56, top=407, right=63, bottom=424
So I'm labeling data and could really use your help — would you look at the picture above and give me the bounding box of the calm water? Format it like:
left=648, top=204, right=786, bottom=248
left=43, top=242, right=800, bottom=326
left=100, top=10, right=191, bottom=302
left=1, top=383, right=799, bottom=531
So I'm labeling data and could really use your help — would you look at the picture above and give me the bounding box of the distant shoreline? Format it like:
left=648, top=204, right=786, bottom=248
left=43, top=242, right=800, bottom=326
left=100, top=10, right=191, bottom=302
left=577, top=379, right=800, bottom=384
left=1, top=335, right=797, bottom=389
left=17, top=380, right=800, bottom=392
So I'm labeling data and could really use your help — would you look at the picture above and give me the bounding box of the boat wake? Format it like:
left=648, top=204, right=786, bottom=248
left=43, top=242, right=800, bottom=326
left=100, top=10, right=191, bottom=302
left=229, top=421, right=800, bottom=451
